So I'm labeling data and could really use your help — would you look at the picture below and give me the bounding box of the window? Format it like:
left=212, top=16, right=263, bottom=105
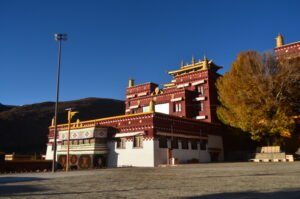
left=181, top=139, right=188, bottom=149
left=133, top=136, right=143, bottom=148
left=196, top=86, right=204, bottom=95
left=191, top=140, right=198, bottom=150
left=200, top=140, right=207, bottom=150
left=171, top=138, right=178, bottom=149
left=197, top=102, right=204, bottom=112
left=159, top=136, right=168, bottom=148
left=116, top=138, right=126, bottom=149
left=173, top=103, right=182, bottom=112
left=132, top=109, right=138, bottom=114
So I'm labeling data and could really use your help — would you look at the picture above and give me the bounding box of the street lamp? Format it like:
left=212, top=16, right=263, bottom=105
left=52, top=33, right=67, bottom=173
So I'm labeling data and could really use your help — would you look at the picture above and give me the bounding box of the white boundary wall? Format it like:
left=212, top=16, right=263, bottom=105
left=45, top=139, right=62, bottom=160
left=46, top=135, right=224, bottom=167
left=154, top=140, right=211, bottom=166
left=107, top=139, right=155, bottom=167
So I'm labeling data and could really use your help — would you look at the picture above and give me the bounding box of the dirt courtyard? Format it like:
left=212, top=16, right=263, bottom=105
left=1, top=162, right=300, bottom=199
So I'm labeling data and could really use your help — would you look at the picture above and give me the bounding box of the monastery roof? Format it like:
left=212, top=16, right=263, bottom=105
left=127, top=82, right=157, bottom=89
left=168, top=57, right=222, bottom=77
left=50, top=111, right=220, bottom=131
left=275, top=40, right=300, bottom=49
left=51, top=112, right=153, bottom=129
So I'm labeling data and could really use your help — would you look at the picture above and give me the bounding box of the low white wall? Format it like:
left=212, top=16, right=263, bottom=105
left=45, top=140, right=62, bottom=160
left=107, top=139, right=155, bottom=167
left=45, top=144, right=53, bottom=160
left=154, top=140, right=211, bottom=166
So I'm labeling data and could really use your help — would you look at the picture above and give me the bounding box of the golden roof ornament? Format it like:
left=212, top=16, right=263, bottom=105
left=181, top=60, right=184, bottom=67
left=203, top=55, right=208, bottom=69
left=51, top=118, right=55, bottom=126
left=149, top=99, right=155, bottom=112
left=192, top=56, right=195, bottom=65
left=276, top=34, right=284, bottom=47
left=76, top=119, right=80, bottom=127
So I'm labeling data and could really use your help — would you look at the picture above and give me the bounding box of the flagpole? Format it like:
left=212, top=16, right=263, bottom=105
left=65, top=108, right=78, bottom=172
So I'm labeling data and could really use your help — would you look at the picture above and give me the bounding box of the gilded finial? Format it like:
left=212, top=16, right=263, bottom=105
left=149, top=99, right=155, bottom=112
left=192, top=56, right=195, bottom=65
left=181, top=60, right=184, bottom=67
left=275, top=34, right=284, bottom=47
left=203, top=55, right=208, bottom=69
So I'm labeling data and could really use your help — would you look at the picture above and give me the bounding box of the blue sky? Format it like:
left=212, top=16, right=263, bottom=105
left=1, top=0, right=300, bottom=105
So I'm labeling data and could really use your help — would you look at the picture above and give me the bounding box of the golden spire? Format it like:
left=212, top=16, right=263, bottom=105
left=203, top=55, right=208, bottom=69
left=276, top=34, right=284, bottom=47
left=181, top=60, right=184, bottom=67
left=192, top=56, right=195, bottom=65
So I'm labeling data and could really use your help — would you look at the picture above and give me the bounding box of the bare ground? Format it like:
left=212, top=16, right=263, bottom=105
left=1, top=162, right=300, bottom=199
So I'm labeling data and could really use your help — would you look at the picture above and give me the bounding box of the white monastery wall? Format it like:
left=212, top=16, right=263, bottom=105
left=142, top=103, right=170, bottom=114
left=154, top=140, right=211, bottom=166
left=107, top=139, right=155, bottom=167
left=45, top=139, right=62, bottom=160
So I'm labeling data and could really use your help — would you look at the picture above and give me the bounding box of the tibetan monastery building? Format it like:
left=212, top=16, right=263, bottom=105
left=45, top=56, right=224, bottom=168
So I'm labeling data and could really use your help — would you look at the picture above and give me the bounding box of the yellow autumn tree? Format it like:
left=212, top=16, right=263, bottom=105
left=216, top=51, right=300, bottom=145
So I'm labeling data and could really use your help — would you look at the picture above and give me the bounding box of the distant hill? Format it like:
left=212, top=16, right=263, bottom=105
left=0, top=103, right=15, bottom=112
left=0, top=98, right=125, bottom=154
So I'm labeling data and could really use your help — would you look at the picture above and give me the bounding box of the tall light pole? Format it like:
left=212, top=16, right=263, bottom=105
left=52, top=33, right=67, bottom=173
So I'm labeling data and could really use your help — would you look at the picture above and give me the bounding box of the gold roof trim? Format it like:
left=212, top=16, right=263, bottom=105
left=162, top=83, right=175, bottom=88
left=275, top=40, right=300, bottom=49
left=52, top=111, right=154, bottom=128
left=168, top=62, right=204, bottom=75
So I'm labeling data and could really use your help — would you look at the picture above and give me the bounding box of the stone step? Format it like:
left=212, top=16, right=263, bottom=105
left=254, top=153, right=286, bottom=160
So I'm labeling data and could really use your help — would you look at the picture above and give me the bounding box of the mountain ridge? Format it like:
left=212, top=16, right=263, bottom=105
left=0, top=97, right=125, bottom=154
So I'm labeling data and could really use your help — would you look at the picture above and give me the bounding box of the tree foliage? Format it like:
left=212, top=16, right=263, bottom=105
left=216, top=51, right=300, bottom=144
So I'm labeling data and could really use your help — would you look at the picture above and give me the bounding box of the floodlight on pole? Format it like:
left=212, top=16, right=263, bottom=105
left=52, top=33, right=67, bottom=173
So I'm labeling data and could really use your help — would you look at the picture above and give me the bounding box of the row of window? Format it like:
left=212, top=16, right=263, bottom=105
left=174, top=102, right=205, bottom=113
left=131, top=102, right=204, bottom=114
left=128, top=86, right=205, bottom=114
left=61, top=138, right=105, bottom=145
left=116, top=136, right=143, bottom=149
left=159, top=137, right=207, bottom=150
left=116, top=136, right=207, bottom=150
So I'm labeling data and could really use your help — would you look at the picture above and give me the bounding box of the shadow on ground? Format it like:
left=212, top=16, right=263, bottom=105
left=0, top=176, right=45, bottom=184
left=0, top=177, right=48, bottom=196
left=183, top=188, right=300, bottom=199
